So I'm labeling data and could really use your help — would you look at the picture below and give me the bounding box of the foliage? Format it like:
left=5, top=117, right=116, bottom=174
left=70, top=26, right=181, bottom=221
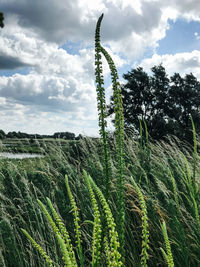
left=108, top=64, right=200, bottom=141
left=0, top=130, right=6, bottom=140
left=2, top=130, right=76, bottom=140
left=53, top=132, right=75, bottom=140
left=0, top=12, right=4, bottom=28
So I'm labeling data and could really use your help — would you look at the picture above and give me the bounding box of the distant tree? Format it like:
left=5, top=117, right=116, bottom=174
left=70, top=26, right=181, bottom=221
left=0, top=12, right=4, bottom=28
left=65, top=132, right=75, bottom=140
left=168, top=72, right=200, bottom=140
left=75, top=134, right=83, bottom=140
left=0, top=129, right=6, bottom=139
left=35, top=134, right=42, bottom=139
left=108, top=64, right=200, bottom=141
left=7, top=132, right=16, bottom=138
left=16, top=131, right=29, bottom=138
left=53, top=132, right=75, bottom=140
left=148, top=65, right=170, bottom=139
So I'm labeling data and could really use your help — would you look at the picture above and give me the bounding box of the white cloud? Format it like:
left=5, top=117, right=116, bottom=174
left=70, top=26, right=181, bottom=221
left=163, top=0, right=200, bottom=21
left=139, top=50, right=200, bottom=78
left=2, top=0, right=200, bottom=59
left=194, top=32, right=200, bottom=40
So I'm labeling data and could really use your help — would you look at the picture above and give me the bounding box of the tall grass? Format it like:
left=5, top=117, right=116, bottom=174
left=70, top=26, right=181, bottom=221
left=21, top=161, right=122, bottom=266
left=1, top=134, right=200, bottom=266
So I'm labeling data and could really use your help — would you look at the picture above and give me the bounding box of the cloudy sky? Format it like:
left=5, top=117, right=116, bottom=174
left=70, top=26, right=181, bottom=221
left=0, top=0, right=200, bottom=136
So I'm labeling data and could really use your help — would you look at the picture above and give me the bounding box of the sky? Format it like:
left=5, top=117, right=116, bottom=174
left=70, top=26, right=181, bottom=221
left=0, top=0, right=200, bottom=136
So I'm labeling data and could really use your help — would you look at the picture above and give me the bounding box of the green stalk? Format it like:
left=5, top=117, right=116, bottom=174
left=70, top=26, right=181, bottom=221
left=88, top=174, right=122, bottom=266
left=37, top=199, right=73, bottom=267
left=65, top=175, right=84, bottom=267
left=160, top=221, right=174, bottom=267
left=83, top=170, right=102, bottom=266
left=94, top=14, right=111, bottom=201
left=100, top=45, right=125, bottom=257
left=131, top=177, right=149, bottom=267
left=46, top=198, right=77, bottom=266
left=21, top=229, right=54, bottom=267
left=168, top=168, right=181, bottom=216
left=190, top=116, right=198, bottom=195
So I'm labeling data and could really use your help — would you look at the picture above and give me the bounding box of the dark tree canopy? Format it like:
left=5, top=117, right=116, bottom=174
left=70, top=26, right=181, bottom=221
left=53, top=132, right=75, bottom=140
left=108, top=64, right=200, bottom=141
left=3, top=130, right=77, bottom=140
left=0, top=12, right=4, bottom=28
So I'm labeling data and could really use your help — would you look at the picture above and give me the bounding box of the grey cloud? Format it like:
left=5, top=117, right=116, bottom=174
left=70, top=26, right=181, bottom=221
left=2, top=0, right=163, bottom=44
left=2, top=0, right=200, bottom=52
left=0, top=54, right=31, bottom=69
left=178, top=57, right=200, bottom=70
left=166, top=0, right=200, bottom=15
left=0, top=74, right=95, bottom=113
left=2, top=0, right=88, bottom=44
left=101, top=1, right=162, bottom=41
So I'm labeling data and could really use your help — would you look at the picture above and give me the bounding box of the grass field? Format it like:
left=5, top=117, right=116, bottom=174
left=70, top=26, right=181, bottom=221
left=0, top=138, right=77, bottom=154
left=0, top=135, right=200, bottom=266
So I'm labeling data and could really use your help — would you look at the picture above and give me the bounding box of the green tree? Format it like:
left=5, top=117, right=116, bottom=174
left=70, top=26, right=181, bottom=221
left=146, top=65, right=170, bottom=139
left=53, top=132, right=75, bottom=140
left=109, top=67, right=153, bottom=135
left=168, top=72, right=200, bottom=140
left=108, top=65, right=200, bottom=141
left=0, top=12, right=4, bottom=28
left=0, top=129, right=6, bottom=139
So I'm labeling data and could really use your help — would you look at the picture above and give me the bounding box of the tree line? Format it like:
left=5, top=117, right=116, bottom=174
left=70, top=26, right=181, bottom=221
left=0, top=130, right=83, bottom=140
left=108, top=64, right=200, bottom=142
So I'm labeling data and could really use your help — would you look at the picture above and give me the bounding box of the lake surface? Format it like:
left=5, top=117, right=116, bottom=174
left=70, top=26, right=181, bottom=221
left=0, top=152, right=44, bottom=159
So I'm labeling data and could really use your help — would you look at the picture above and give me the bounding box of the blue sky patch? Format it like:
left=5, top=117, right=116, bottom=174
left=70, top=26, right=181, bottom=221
left=157, top=19, right=200, bottom=55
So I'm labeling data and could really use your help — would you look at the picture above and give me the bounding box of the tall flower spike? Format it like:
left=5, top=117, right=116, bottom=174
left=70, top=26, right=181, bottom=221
left=160, top=221, right=174, bottom=267
left=94, top=14, right=112, bottom=201
left=21, top=229, right=54, bottom=267
left=88, top=174, right=122, bottom=267
left=83, top=170, right=102, bottom=267
left=100, top=45, right=125, bottom=258
left=65, top=175, right=84, bottom=267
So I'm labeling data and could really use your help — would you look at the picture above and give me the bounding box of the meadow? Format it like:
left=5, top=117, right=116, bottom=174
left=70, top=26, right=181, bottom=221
left=1, top=14, right=200, bottom=267
left=1, top=134, right=200, bottom=266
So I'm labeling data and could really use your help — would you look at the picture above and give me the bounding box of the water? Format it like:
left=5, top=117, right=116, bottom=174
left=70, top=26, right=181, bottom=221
left=0, top=152, right=44, bottom=159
